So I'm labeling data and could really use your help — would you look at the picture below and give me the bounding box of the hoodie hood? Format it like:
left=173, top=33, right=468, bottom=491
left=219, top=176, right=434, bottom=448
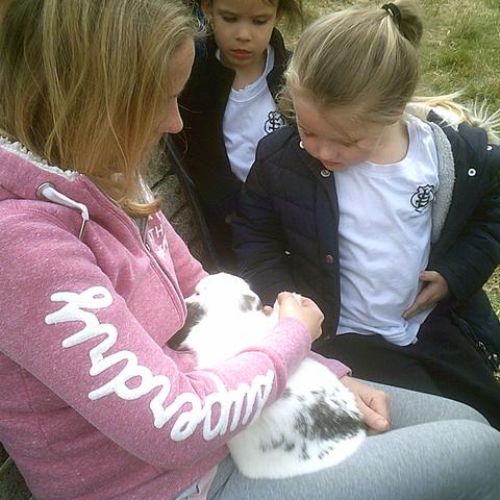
left=0, top=137, right=118, bottom=241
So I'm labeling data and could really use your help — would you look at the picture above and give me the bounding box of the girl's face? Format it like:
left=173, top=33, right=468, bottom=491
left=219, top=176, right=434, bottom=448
left=292, top=91, right=392, bottom=171
left=202, top=0, right=280, bottom=73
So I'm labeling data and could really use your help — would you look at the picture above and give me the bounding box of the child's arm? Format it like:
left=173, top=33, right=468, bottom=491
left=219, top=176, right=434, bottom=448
left=233, top=151, right=296, bottom=305
left=429, top=143, right=500, bottom=304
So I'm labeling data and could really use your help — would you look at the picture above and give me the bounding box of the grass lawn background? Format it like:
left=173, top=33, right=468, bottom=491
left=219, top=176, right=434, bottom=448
left=281, top=0, right=500, bottom=316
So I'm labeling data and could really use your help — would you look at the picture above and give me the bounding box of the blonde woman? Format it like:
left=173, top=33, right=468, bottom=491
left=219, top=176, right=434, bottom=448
left=0, top=1, right=499, bottom=499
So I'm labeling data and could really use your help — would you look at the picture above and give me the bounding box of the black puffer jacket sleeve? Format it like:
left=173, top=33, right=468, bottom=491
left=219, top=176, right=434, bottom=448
left=233, top=135, right=296, bottom=305
left=430, top=124, right=500, bottom=302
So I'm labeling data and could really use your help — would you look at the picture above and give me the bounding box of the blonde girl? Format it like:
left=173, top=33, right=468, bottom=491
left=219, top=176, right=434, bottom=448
left=1, top=1, right=500, bottom=499
left=235, top=0, right=500, bottom=429
left=172, top=0, right=304, bottom=270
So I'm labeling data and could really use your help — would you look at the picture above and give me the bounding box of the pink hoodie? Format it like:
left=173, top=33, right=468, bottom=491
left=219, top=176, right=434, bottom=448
left=0, top=139, right=350, bottom=499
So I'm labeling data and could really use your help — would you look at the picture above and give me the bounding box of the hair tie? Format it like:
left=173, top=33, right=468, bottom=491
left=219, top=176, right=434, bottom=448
left=382, top=3, right=402, bottom=28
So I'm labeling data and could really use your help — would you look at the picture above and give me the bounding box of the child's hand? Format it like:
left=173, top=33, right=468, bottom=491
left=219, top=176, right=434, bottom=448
left=277, top=292, right=324, bottom=342
left=340, top=376, right=390, bottom=433
left=403, top=271, right=449, bottom=320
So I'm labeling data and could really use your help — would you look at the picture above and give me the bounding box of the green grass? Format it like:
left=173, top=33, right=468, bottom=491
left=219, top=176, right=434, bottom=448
left=418, top=0, right=500, bottom=109
left=281, top=0, right=500, bottom=313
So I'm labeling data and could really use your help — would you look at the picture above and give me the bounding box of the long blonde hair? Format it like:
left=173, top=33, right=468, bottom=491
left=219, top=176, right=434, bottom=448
left=0, top=0, right=196, bottom=215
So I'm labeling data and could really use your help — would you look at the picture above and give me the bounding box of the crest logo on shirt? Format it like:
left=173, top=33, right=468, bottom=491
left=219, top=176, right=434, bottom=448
left=264, top=110, right=285, bottom=134
left=410, top=184, right=434, bottom=213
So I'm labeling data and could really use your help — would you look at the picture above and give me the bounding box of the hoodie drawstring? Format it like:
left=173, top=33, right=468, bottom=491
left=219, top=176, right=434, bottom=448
left=37, top=182, right=89, bottom=240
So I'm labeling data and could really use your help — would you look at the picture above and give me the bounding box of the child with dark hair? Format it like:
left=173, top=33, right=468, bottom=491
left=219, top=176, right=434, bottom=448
left=173, top=0, right=303, bottom=269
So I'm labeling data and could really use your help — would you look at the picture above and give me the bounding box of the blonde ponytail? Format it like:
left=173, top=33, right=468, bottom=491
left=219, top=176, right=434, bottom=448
left=284, top=1, right=424, bottom=125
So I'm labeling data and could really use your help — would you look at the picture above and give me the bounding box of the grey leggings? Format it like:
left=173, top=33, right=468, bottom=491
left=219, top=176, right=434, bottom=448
left=207, top=383, right=500, bottom=500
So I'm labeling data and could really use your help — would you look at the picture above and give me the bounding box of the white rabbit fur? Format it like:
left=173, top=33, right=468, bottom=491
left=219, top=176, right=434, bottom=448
left=173, top=273, right=366, bottom=479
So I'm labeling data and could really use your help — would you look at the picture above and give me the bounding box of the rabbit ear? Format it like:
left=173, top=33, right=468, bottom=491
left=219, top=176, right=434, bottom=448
left=240, top=294, right=263, bottom=312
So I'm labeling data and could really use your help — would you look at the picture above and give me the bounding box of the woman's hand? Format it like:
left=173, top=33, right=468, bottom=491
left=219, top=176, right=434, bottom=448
left=403, top=271, right=449, bottom=320
left=340, top=376, right=390, bottom=433
left=277, top=292, right=324, bottom=342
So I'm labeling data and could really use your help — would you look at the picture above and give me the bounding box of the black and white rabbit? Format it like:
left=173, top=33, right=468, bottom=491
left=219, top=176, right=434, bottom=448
left=170, top=273, right=366, bottom=479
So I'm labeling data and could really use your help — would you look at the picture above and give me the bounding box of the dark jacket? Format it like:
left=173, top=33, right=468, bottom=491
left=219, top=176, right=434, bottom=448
left=173, top=29, right=291, bottom=269
left=233, top=115, right=500, bottom=359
